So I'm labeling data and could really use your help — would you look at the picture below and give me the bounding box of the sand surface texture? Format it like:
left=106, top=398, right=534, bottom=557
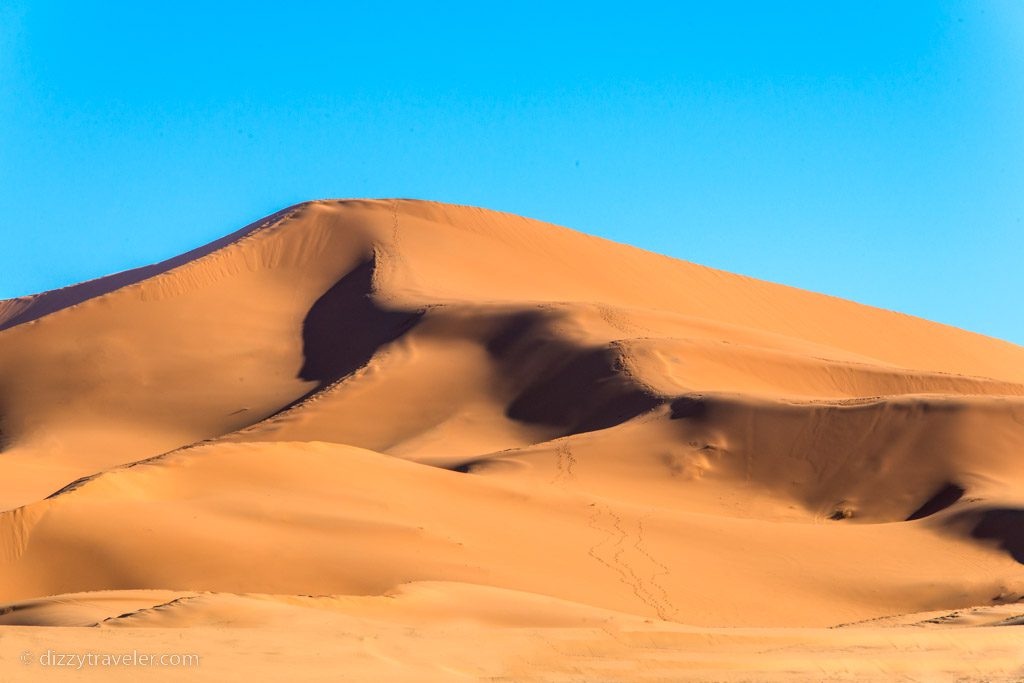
left=1, top=200, right=1022, bottom=681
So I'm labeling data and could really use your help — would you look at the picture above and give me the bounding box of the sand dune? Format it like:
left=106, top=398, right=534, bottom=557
left=1, top=199, right=1022, bottom=681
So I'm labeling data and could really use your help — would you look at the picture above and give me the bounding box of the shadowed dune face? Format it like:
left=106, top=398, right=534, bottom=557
left=907, top=483, right=966, bottom=521
left=950, top=508, right=1024, bottom=564
left=670, top=395, right=710, bottom=419
left=298, top=259, right=423, bottom=388
left=973, top=509, right=1024, bottom=564
left=484, top=311, right=663, bottom=436
left=503, top=346, right=663, bottom=434
left=652, top=394, right=1024, bottom=523
left=1, top=198, right=1024, bottom=649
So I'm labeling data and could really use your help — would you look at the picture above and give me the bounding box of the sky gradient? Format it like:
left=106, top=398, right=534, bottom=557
left=1, top=2, right=1022, bottom=343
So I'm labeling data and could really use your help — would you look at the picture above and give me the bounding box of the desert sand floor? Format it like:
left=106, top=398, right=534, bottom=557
left=1, top=199, right=1022, bottom=681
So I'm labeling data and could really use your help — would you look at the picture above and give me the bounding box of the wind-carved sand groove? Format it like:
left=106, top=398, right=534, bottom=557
left=1, top=199, right=1024, bottom=681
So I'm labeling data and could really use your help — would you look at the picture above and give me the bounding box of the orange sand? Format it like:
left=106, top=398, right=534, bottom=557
left=1, top=200, right=1022, bottom=681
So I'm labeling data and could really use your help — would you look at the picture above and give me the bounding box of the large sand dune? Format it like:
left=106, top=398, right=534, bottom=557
left=1, top=199, right=1022, bottom=680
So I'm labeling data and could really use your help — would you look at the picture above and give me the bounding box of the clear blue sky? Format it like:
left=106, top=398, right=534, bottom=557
left=2, top=2, right=1022, bottom=343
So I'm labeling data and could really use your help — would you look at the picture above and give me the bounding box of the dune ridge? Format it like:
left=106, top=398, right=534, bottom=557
left=1, top=199, right=1022, bottom=681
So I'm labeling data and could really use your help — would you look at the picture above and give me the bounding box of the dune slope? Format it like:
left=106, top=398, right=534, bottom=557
left=1, top=199, right=1023, bottom=681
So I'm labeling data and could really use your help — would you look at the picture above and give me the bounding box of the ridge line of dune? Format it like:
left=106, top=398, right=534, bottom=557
left=95, top=594, right=204, bottom=627
left=15, top=296, right=417, bottom=507
left=0, top=202, right=313, bottom=333
left=375, top=198, right=1022, bottom=352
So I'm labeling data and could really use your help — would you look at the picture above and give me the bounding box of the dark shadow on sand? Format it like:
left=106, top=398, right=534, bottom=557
left=969, top=508, right=1024, bottom=564
left=906, top=482, right=965, bottom=521
left=298, top=259, right=422, bottom=388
